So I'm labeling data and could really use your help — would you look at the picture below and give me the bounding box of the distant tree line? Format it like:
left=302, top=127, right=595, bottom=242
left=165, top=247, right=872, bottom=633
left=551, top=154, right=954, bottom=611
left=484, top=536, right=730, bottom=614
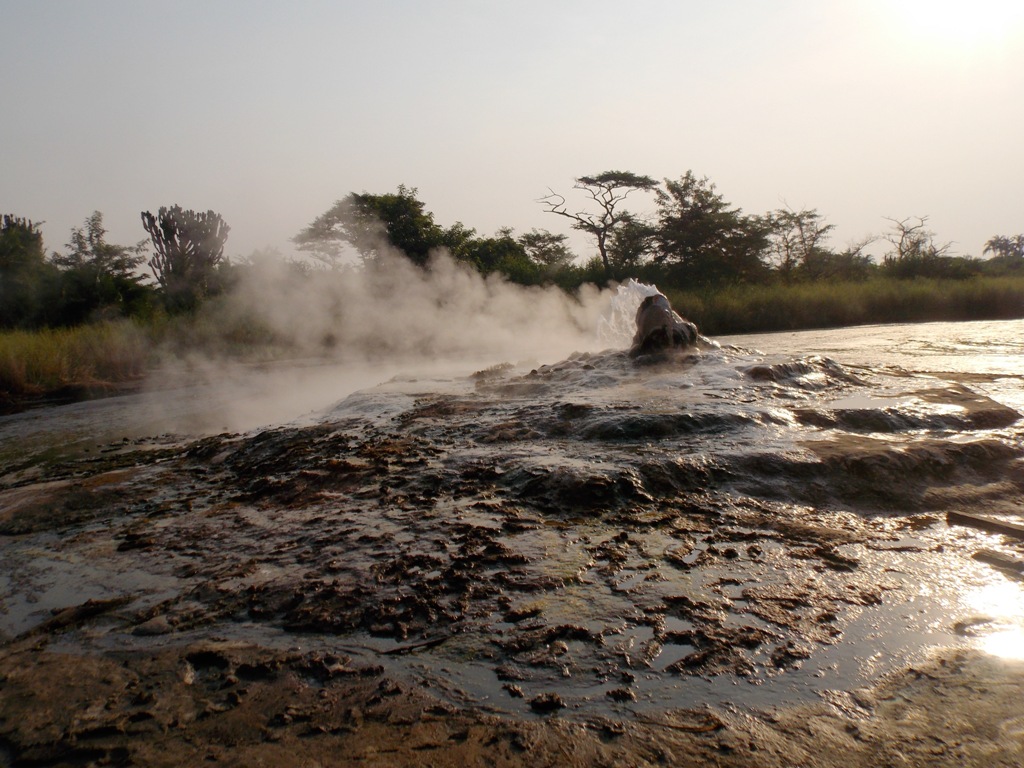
left=291, top=184, right=576, bottom=285
left=0, top=207, right=230, bottom=329
left=2, top=169, right=1022, bottom=331
left=294, top=171, right=1024, bottom=291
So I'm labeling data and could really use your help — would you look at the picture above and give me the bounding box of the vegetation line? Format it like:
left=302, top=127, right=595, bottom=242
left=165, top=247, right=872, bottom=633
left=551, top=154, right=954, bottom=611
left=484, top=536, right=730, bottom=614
left=3, top=168, right=1023, bottom=406
left=3, top=275, right=1023, bottom=408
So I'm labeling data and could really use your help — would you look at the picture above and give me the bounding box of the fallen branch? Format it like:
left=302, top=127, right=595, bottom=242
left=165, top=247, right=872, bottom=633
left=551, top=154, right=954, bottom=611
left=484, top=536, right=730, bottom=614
left=973, top=549, right=1024, bottom=574
left=947, top=511, right=1024, bottom=540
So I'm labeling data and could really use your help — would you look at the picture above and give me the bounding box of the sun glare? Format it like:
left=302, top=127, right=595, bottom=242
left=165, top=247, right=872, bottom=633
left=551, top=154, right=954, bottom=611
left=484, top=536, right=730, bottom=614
left=889, top=0, right=1024, bottom=47
left=962, top=580, right=1024, bottom=662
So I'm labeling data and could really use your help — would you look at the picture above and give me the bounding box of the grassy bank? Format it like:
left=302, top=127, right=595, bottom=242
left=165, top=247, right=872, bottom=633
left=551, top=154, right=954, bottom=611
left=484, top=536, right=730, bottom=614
left=0, top=321, right=153, bottom=399
left=665, top=275, right=1024, bottom=336
left=0, top=306, right=289, bottom=407
left=3, top=275, right=1024, bottom=405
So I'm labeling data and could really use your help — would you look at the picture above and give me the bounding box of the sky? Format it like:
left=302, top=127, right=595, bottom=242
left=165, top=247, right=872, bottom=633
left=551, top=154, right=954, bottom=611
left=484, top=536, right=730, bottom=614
left=3, top=0, right=1023, bottom=266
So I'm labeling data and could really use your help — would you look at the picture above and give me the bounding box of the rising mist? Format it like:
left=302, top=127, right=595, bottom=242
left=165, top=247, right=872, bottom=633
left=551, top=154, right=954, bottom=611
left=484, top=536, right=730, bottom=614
left=141, top=245, right=625, bottom=434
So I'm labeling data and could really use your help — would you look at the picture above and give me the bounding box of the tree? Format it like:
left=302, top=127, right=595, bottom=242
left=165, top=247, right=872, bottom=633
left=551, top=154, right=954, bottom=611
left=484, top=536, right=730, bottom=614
left=53, top=212, right=147, bottom=276
left=983, top=234, right=1024, bottom=272
left=518, top=229, right=575, bottom=277
left=458, top=227, right=540, bottom=283
left=539, top=171, right=658, bottom=278
left=766, top=207, right=835, bottom=281
left=50, top=212, right=151, bottom=324
left=142, top=206, right=230, bottom=312
left=799, top=236, right=877, bottom=282
left=881, top=216, right=953, bottom=279
left=607, top=213, right=657, bottom=276
left=294, top=185, right=465, bottom=268
left=0, top=215, right=54, bottom=328
left=653, top=172, right=770, bottom=286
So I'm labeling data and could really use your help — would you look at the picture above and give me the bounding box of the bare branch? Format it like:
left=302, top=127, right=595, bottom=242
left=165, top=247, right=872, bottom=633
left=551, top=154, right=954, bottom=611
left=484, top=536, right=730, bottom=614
left=540, top=172, right=658, bottom=277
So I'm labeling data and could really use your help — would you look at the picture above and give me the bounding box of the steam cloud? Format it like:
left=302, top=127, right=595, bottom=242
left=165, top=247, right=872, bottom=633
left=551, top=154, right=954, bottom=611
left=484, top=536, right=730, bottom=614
left=142, top=243, right=629, bottom=435
left=226, top=249, right=614, bottom=365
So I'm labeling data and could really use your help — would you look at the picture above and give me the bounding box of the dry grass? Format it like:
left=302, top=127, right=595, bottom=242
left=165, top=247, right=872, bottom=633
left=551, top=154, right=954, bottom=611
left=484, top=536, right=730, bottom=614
left=666, top=276, right=1024, bottom=335
left=3, top=276, right=1023, bottom=400
left=0, top=321, right=152, bottom=396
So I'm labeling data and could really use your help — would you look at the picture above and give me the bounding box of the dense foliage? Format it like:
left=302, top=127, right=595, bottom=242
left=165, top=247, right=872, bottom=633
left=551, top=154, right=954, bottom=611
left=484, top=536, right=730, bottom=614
left=50, top=212, right=153, bottom=325
left=3, top=169, right=1023, bottom=337
left=0, top=215, right=51, bottom=328
left=293, top=171, right=1023, bottom=296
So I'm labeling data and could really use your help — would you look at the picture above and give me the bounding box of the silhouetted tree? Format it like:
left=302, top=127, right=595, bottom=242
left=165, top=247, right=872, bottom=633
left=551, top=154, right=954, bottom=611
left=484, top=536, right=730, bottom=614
left=766, top=207, right=835, bottom=281
left=142, top=206, right=230, bottom=312
left=881, top=216, right=955, bottom=279
left=0, top=215, right=54, bottom=328
left=295, top=185, right=467, bottom=268
left=654, top=172, right=770, bottom=286
left=983, top=234, right=1024, bottom=272
left=540, top=171, right=658, bottom=278
left=607, top=214, right=657, bottom=277
left=50, top=211, right=152, bottom=324
left=518, top=229, right=575, bottom=277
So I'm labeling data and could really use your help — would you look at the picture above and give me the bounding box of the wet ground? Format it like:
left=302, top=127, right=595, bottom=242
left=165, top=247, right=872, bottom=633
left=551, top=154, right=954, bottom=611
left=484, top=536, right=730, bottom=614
left=2, top=318, right=1024, bottom=765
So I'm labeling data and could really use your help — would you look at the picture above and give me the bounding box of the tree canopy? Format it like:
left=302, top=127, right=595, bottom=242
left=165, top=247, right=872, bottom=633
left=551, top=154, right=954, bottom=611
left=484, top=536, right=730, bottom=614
left=766, top=207, right=835, bottom=281
left=50, top=212, right=152, bottom=324
left=0, top=215, right=51, bottom=328
left=654, top=172, right=770, bottom=286
left=540, top=171, right=658, bottom=278
left=3, top=167, right=1023, bottom=334
left=294, top=185, right=467, bottom=268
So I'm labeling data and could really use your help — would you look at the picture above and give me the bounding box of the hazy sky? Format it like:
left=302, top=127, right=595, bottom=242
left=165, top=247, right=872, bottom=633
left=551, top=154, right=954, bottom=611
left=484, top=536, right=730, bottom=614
left=3, top=0, right=1022, bottom=266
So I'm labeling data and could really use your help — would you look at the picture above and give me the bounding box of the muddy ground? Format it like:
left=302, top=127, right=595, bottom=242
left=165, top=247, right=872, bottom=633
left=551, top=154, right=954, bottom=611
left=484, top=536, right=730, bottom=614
left=2, top=350, right=1024, bottom=766
left=3, top=636, right=1023, bottom=767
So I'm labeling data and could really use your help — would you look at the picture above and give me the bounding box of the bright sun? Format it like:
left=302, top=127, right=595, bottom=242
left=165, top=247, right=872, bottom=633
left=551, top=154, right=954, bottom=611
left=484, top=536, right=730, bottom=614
left=889, top=0, right=1024, bottom=47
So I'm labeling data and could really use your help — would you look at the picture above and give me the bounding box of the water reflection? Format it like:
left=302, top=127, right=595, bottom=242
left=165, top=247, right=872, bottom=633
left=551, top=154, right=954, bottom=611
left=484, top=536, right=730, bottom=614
left=961, top=578, right=1024, bottom=661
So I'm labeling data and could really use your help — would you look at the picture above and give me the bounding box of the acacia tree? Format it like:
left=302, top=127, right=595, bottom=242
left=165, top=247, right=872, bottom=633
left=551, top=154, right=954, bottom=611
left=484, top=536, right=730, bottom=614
left=881, top=216, right=953, bottom=278
left=142, top=206, right=229, bottom=312
left=540, top=171, right=658, bottom=278
left=766, top=207, right=835, bottom=281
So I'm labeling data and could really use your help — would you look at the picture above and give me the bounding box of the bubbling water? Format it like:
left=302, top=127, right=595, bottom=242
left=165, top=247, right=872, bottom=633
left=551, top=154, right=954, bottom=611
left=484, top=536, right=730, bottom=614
left=596, top=279, right=663, bottom=349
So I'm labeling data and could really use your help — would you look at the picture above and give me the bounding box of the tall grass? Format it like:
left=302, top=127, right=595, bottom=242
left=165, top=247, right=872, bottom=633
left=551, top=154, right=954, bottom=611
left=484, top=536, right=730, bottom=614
left=3, top=275, right=1024, bottom=401
left=148, top=302, right=285, bottom=361
left=665, top=276, right=1024, bottom=336
left=0, top=321, right=152, bottom=396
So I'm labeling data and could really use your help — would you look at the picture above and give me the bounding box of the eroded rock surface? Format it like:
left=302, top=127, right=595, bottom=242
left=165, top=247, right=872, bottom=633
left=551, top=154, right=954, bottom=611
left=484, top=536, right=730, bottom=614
left=2, top=347, right=1024, bottom=765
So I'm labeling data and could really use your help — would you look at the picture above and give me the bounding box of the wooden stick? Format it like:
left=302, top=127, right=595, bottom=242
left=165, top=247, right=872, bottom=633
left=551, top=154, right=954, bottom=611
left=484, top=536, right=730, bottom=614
left=946, top=511, right=1024, bottom=539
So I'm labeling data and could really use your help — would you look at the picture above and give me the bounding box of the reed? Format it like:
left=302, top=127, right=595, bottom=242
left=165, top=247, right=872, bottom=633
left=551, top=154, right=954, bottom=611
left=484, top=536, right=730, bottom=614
left=0, top=321, right=152, bottom=396
left=665, top=276, right=1024, bottom=336
left=3, top=275, right=1023, bottom=401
